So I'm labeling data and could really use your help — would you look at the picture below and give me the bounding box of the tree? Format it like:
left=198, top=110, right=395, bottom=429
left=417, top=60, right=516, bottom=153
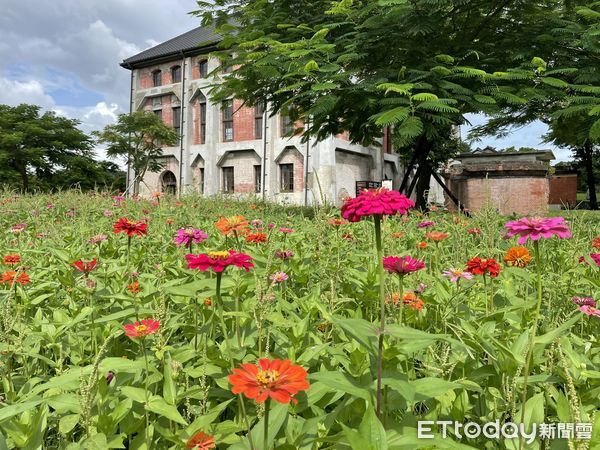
left=194, top=0, right=580, bottom=208
left=0, top=104, right=93, bottom=191
left=94, top=111, right=179, bottom=195
left=51, top=158, right=126, bottom=193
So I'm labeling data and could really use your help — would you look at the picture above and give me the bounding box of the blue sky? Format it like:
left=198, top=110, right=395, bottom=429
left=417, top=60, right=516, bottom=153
left=0, top=0, right=573, bottom=163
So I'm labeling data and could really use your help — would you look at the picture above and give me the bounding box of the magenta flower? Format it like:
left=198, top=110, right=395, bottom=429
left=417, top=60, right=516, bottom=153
left=341, top=188, right=414, bottom=222
left=275, top=250, right=294, bottom=260
left=572, top=296, right=596, bottom=307
left=580, top=305, right=600, bottom=318
left=103, top=209, right=114, bottom=217
left=269, top=272, right=289, bottom=284
left=174, top=227, right=208, bottom=246
left=279, top=227, right=294, bottom=234
left=417, top=221, right=435, bottom=229
left=383, top=256, right=426, bottom=275
left=442, top=268, right=474, bottom=283
left=88, top=234, right=108, bottom=244
left=504, top=217, right=571, bottom=245
left=251, top=219, right=264, bottom=229
left=10, top=223, right=27, bottom=233
left=579, top=253, right=600, bottom=267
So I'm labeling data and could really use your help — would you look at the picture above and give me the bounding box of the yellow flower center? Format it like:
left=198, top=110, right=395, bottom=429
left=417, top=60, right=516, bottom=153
left=135, top=324, right=147, bottom=334
left=208, top=251, right=230, bottom=259
left=256, top=369, right=280, bottom=387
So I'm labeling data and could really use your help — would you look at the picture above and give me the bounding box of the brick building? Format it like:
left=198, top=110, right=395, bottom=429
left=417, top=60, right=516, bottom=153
left=120, top=26, right=402, bottom=204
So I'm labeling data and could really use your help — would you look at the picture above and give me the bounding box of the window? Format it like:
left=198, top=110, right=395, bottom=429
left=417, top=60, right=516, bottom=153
left=154, top=109, right=163, bottom=121
left=280, top=164, right=294, bottom=192
left=161, top=171, right=177, bottom=195
left=172, top=107, right=181, bottom=135
left=222, top=100, right=234, bottom=142
left=254, top=165, right=262, bottom=193
left=171, top=65, right=182, bottom=83
left=199, top=168, right=205, bottom=194
left=255, top=102, right=265, bottom=139
left=200, top=101, right=207, bottom=144
left=281, top=114, right=294, bottom=136
left=198, top=60, right=208, bottom=78
left=152, top=70, right=162, bottom=87
left=223, top=167, right=234, bottom=193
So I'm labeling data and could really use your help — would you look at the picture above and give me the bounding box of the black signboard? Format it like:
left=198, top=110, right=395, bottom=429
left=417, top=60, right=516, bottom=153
left=355, top=180, right=382, bottom=197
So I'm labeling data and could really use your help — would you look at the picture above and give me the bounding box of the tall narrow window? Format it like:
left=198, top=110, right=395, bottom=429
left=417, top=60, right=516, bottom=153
left=152, top=70, right=162, bottom=87
left=172, top=106, right=181, bottom=136
left=171, top=65, right=181, bottom=83
left=222, top=100, right=234, bottom=142
left=200, top=101, right=207, bottom=144
left=223, top=166, right=234, bottom=193
left=154, top=109, right=163, bottom=121
left=199, top=168, right=205, bottom=194
left=255, top=102, right=265, bottom=139
left=254, top=165, right=262, bottom=193
left=281, top=114, right=294, bottom=136
left=198, top=60, right=209, bottom=78
left=280, top=164, right=294, bottom=192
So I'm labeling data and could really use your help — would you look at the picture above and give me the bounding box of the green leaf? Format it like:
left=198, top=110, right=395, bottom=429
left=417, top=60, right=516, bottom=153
left=589, top=118, right=600, bottom=140
left=120, top=387, right=147, bottom=404
left=540, top=77, right=569, bottom=88
left=335, top=318, right=378, bottom=356
left=229, top=402, right=288, bottom=450
left=310, top=371, right=372, bottom=400
left=163, top=353, right=176, bottom=405
left=59, top=414, right=80, bottom=435
left=358, top=405, right=387, bottom=450
left=534, top=314, right=580, bottom=347
left=147, top=396, right=187, bottom=425
left=411, top=93, right=438, bottom=102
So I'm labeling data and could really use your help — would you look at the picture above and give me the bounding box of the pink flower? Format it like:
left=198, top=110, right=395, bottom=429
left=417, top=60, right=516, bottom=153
left=269, top=272, right=288, bottom=283
left=88, top=234, right=108, bottom=244
left=341, top=188, right=414, bottom=222
left=579, top=253, right=600, bottom=267
left=124, top=319, right=160, bottom=338
left=504, top=217, right=571, bottom=245
left=383, top=256, right=426, bottom=275
left=279, top=227, right=294, bottom=234
left=580, top=305, right=600, bottom=318
left=186, top=250, right=254, bottom=273
left=572, top=296, right=596, bottom=307
left=174, top=228, right=208, bottom=246
left=417, top=221, right=435, bottom=228
left=103, top=209, right=114, bottom=217
left=275, top=250, right=294, bottom=260
left=442, top=268, right=474, bottom=282
left=467, top=228, right=481, bottom=235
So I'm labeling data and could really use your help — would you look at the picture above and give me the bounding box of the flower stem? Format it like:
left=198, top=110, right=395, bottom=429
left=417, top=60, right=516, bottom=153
left=141, top=338, right=151, bottom=448
left=263, top=398, right=271, bottom=450
left=374, top=215, right=385, bottom=420
left=398, top=275, right=404, bottom=325
left=519, top=240, right=543, bottom=450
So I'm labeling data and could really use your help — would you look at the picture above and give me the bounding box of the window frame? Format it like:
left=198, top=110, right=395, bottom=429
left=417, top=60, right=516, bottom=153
left=222, top=100, right=234, bottom=142
left=255, top=102, right=265, bottom=139
left=200, top=101, right=207, bottom=144
left=280, top=163, right=294, bottom=193
left=198, top=59, right=209, bottom=78
left=171, top=65, right=182, bottom=83
left=254, top=165, right=262, bottom=193
left=222, top=166, right=235, bottom=193
left=152, top=70, right=162, bottom=87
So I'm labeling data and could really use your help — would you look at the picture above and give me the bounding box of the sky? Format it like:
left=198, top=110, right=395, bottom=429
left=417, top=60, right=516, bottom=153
left=0, top=0, right=573, bottom=163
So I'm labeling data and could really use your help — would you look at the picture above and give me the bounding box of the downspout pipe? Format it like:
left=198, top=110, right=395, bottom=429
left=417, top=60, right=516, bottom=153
left=178, top=51, right=186, bottom=197
left=126, top=63, right=134, bottom=197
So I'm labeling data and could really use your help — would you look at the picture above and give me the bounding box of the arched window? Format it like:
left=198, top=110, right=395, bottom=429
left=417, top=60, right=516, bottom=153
left=152, top=70, right=162, bottom=87
left=161, top=170, right=177, bottom=194
left=171, top=65, right=181, bottom=83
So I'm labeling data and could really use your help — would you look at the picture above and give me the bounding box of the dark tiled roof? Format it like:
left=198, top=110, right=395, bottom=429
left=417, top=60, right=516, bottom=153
left=121, top=26, right=221, bottom=68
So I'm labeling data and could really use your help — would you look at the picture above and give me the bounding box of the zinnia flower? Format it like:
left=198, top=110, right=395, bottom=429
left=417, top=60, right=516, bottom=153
left=128, top=281, right=141, bottom=294
left=215, top=215, right=248, bottom=236
left=279, top=227, right=294, bottom=234
left=328, top=218, right=349, bottom=227
left=245, top=232, right=267, bottom=243
left=579, top=253, right=600, bottom=267
left=572, top=296, right=596, bottom=307
left=174, top=228, right=208, bottom=246
left=113, top=218, right=147, bottom=237
left=1, top=270, right=30, bottom=286
left=465, top=257, right=501, bottom=278
left=186, top=250, right=254, bottom=273
left=504, top=217, right=571, bottom=244
left=504, top=247, right=532, bottom=268
left=593, top=237, right=600, bottom=249
left=467, top=228, right=482, bottom=235
left=580, top=305, right=600, bottom=318
left=88, top=234, right=108, bottom=244
left=72, top=259, right=98, bottom=275
left=388, top=292, right=424, bottom=311
left=391, top=232, right=405, bottom=239
left=186, top=432, right=215, bottom=449
left=383, top=256, right=426, bottom=275
left=229, top=358, right=310, bottom=404
left=270, top=272, right=288, bottom=284
left=123, top=319, right=160, bottom=338
left=417, top=221, right=435, bottom=228
left=425, top=231, right=449, bottom=242
left=442, top=268, right=474, bottom=282
left=3, top=254, right=20, bottom=265
left=416, top=242, right=427, bottom=249
left=275, top=250, right=294, bottom=260
left=341, top=188, right=414, bottom=222
left=10, top=223, right=27, bottom=233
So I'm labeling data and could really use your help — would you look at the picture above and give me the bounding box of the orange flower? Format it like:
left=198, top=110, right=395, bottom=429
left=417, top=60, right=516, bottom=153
left=425, top=231, right=449, bottom=242
left=127, top=281, right=141, bottom=294
left=1, top=270, right=30, bottom=286
left=504, top=246, right=532, bottom=268
left=249, top=204, right=258, bottom=210
left=166, top=218, right=174, bottom=225
left=592, top=236, right=600, bottom=249
left=391, top=232, right=405, bottom=239
left=245, top=232, right=267, bottom=243
left=328, top=218, right=349, bottom=227
left=3, top=254, right=20, bottom=265
left=204, top=298, right=212, bottom=307
left=186, top=432, right=215, bottom=449
left=229, top=358, right=310, bottom=404
left=215, top=215, right=249, bottom=236
left=388, top=292, right=424, bottom=311
left=416, top=241, right=428, bottom=249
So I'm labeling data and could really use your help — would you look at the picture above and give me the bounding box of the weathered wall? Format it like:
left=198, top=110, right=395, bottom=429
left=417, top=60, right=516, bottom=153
left=549, top=174, right=578, bottom=207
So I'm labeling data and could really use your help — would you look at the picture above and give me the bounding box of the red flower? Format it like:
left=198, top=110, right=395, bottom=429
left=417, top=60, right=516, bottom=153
left=186, top=432, right=215, bottom=449
left=593, top=236, right=600, bottom=249
left=383, top=256, right=426, bottom=275
left=229, top=358, right=310, bottom=404
left=123, top=319, right=160, bottom=338
left=186, top=250, right=254, bottom=273
left=72, top=259, right=98, bottom=274
left=466, top=257, right=501, bottom=278
left=1, top=270, right=30, bottom=286
left=341, top=188, right=414, bottom=222
left=113, top=218, right=147, bottom=237
left=245, top=232, right=267, bottom=243
left=3, top=254, right=20, bottom=265
left=127, top=281, right=141, bottom=294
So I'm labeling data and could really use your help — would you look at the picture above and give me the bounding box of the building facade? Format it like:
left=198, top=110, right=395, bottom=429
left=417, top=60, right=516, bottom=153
left=121, top=27, right=402, bottom=204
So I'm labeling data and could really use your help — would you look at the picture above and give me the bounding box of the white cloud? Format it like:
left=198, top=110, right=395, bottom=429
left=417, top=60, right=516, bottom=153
left=0, top=77, right=55, bottom=108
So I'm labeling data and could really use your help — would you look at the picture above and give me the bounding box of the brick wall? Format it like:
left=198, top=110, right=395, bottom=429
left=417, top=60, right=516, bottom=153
left=278, top=147, right=305, bottom=192
left=142, top=95, right=173, bottom=127
left=220, top=150, right=261, bottom=193
left=549, top=174, right=577, bottom=206
left=232, top=99, right=257, bottom=142
left=447, top=177, right=549, bottom=215
left=137, top=63, right=180, bottom=89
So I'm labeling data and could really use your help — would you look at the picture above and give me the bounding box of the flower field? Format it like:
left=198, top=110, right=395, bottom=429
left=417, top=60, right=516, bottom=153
left=0, top=191, right=599, bottom=450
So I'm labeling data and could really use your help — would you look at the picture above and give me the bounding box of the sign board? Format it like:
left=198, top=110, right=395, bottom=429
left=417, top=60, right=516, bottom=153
left=382, top=179, right=393, bottom=190
left=355, top=180, right=382, bottom=197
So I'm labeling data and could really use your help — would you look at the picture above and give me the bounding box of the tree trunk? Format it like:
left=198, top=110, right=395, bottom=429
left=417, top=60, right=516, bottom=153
left=415, top=139, right=433, bottom=210
left=583, top=141, right=598, bottom=210
left=12, top=160, right=29, bottom=192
